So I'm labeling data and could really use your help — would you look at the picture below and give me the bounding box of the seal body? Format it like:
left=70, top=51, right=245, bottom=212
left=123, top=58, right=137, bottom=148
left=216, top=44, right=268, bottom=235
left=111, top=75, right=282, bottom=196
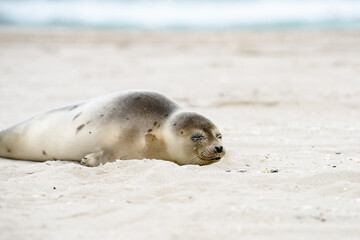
left=0, top=90, right=225, bottom=166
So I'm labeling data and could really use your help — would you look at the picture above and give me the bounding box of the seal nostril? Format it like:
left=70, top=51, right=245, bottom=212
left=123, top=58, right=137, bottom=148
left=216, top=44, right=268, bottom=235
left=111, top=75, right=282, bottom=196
left=215, top=146, right=223, bottom=153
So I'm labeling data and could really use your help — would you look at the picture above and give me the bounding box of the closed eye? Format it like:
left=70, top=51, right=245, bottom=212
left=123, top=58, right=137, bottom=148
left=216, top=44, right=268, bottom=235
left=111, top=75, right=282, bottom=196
left=191, top=133, right=205, bottom=142
left=215, top=133, right=222, bottom=139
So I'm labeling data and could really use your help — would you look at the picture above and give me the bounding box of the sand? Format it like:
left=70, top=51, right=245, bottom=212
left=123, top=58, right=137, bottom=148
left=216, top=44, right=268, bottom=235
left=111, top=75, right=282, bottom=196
left=0, top=28, right=360, bottom=239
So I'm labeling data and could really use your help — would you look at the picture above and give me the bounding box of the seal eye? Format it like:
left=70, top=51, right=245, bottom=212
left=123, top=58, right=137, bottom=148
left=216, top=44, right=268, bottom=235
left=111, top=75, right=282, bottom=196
left=216, top=133, right=222, bottom=139
left=191, top=133, right=205, bottom=142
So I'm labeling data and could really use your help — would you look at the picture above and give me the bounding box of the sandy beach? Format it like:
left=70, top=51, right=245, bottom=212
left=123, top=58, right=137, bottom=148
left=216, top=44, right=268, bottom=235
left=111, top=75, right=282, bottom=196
left=0, top=28, right=360, bottom=239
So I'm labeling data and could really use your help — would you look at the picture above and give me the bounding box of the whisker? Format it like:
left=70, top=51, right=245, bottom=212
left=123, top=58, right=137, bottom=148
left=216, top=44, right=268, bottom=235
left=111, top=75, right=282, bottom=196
left=185, top=154, right=199, bottom=163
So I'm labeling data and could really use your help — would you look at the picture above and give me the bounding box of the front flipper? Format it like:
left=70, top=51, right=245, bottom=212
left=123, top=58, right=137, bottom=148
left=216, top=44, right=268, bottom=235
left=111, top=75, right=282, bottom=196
left=80, top=150, right=114, bottom=167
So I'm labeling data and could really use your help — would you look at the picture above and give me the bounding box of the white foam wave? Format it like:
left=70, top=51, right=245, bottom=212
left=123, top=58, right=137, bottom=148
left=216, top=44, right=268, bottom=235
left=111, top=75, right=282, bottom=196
left=0, top=0, right=359, bottom=29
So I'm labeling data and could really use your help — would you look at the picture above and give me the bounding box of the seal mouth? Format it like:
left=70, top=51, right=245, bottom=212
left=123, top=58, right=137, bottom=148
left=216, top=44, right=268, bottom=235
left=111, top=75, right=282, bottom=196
left=197, top=149, right=225, bottom=163
left=199, top=156, right=222, bottom=162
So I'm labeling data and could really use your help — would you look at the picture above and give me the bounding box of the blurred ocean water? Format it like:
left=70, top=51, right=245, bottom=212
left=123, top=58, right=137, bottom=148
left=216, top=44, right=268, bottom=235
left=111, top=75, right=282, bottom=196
left=0, top=0, right=359, bottom=30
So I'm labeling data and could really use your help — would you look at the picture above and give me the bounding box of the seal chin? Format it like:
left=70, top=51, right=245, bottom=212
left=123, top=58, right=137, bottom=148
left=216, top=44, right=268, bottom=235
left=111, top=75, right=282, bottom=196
left=198, top=156, right=223, bottom=163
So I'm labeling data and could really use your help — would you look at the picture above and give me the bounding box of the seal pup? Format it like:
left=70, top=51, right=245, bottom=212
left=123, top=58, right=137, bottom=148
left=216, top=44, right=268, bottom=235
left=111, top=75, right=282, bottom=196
left=0, top=90, right=225, bottom=167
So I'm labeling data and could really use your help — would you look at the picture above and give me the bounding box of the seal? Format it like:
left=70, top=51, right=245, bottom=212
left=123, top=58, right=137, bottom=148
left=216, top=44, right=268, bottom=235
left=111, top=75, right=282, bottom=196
left=0, top=90, right=225, bottom=167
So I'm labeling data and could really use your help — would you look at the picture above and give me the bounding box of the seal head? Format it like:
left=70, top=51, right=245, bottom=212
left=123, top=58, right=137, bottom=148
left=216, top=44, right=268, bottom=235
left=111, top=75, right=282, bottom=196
left=163, top=111, right=225, bottom=165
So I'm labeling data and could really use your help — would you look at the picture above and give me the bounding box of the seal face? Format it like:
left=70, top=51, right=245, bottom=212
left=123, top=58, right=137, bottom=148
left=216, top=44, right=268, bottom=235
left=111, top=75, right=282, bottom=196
left=0, top=90, right=225, bottom=167
left=165, top=112, right=225, bottom=165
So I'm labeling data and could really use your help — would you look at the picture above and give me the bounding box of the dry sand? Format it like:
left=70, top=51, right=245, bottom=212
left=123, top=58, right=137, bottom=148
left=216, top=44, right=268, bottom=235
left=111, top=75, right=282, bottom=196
left=0, top=28, right=360, bottom=239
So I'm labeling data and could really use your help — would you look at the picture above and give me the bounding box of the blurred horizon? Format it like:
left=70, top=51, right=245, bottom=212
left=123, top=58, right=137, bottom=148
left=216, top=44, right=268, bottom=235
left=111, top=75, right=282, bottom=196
left=0, top=0, right=360, bottom=30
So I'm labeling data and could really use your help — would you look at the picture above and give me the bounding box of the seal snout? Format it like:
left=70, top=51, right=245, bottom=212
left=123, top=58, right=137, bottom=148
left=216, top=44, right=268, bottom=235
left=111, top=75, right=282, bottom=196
left=198, top=144, right=225, bottom=163
left=215, top=146, right=223, bottom=153
left=212, top=145, right=225, bottom=158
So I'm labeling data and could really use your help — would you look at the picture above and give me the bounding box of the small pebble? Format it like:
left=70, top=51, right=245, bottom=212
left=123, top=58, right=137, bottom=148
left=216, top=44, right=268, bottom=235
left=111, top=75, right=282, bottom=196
left=225, top=169, right=231, bottom=172
left=332, top=165, right=336, bottom=168
left=245, top=164, right=250, bottom=167
left=270, top=169, right=279, bottom=173
left=237, top=169, right=247, bottom=173
left=335, top=152, right=341, bottom=155
left=53, top=187, right=56, bottom=190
